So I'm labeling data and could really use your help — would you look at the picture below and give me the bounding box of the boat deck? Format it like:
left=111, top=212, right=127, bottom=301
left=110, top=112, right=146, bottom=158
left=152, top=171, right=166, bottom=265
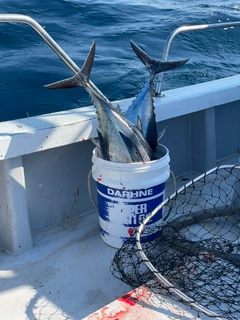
left=0, top=211, right=206, bottom=320
left=0, top=153, right=239, bottom=320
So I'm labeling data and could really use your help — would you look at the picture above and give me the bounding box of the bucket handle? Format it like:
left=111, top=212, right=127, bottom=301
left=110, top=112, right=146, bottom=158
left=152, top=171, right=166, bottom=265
left=88, top=170, right=98, bottom=209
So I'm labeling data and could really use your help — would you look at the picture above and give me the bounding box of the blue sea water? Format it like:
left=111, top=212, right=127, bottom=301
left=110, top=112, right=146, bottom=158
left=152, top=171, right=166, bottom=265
left=0, top=0, right=240, bottom=122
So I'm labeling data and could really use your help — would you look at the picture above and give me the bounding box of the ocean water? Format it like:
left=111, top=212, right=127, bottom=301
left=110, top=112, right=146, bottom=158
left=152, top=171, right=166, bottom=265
left=0, top=0, right=240, bottom=122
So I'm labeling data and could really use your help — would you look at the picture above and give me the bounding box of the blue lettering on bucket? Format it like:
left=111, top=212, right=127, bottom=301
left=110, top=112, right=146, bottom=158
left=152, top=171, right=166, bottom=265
left=97, top=182, right=165, bottom=226
left=97, top=183, right=165, bottom=200
left=97, top=181, right=166, bottom=247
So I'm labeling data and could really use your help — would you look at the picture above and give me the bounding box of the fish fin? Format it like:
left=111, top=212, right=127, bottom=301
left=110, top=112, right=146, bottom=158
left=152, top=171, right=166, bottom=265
left=44, top=41, right=96, bottom=89
left=80, top=40, right=96, bottom=82
left=90, top=137, right=100, bottom=149
left=119, top=131, right=143, bottom=162
left=157, top=126, right=168, bottom=143
left=97, top=129, right=110, bottom=161
left=116, top=104, right=122, bottom=113
left=130, top=40, right=188, bottom=76
left=136, top=115, right=143, bottom=133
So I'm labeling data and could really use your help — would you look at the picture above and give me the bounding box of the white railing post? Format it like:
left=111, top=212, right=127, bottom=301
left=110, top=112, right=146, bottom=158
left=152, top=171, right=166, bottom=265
left=155, top=21, right=240, bottom=96
left=0, top=157, right=33, bottom=254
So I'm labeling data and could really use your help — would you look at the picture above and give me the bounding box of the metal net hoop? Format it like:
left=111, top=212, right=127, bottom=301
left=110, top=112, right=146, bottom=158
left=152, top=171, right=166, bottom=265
left=111, top=164, right=240, bottom=320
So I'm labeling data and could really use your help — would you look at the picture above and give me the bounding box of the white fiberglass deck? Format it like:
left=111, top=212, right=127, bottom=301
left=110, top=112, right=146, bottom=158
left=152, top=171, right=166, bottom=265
left=0, top=210, right=129, bottom=320
left=0, top=209, right=209, bottom=320
left=1, top=161, right=239, bottom=320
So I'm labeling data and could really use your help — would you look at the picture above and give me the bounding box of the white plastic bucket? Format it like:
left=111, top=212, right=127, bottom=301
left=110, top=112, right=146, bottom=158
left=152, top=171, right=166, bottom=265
left=91, top=145, right=170, bottom=248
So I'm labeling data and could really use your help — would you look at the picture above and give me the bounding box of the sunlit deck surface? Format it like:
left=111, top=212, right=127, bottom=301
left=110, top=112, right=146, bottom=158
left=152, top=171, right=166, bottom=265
left=0, top=153, right=239, bottom=320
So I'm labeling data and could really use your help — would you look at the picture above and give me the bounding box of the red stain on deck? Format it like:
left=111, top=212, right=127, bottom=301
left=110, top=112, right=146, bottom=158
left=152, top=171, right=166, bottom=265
left=87, top=293, right=138, bottom=319
left=118, top=292, right=137, bottom=306
left=86, top=305, right=132, bottom=320
left=85, top=288, right=154, bottom=320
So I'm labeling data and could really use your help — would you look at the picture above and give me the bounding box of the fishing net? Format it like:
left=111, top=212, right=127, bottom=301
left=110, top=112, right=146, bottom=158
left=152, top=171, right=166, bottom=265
left=111, top=165, right=240, bottom=319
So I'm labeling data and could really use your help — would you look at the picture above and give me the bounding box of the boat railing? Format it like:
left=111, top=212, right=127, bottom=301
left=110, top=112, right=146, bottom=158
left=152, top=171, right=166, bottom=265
left=0, top=14, right=108, bottom=100
left=0, top=14, right=79, bottom=73
left=155, top=20, right=240, bottom=96
left=1, top=14, right=240, bottom=98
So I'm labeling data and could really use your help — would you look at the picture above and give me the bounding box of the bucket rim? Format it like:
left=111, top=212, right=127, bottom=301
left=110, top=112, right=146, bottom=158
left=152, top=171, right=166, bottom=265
left=92, top=144, right=169, bottom=169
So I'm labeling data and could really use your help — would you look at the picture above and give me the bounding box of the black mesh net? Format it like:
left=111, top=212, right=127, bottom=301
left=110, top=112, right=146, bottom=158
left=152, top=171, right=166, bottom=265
left=111, top=165, right=240, bottom=319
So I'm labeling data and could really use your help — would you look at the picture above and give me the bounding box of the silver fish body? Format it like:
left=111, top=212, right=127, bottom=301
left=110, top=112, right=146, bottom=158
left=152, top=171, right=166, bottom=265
left=124, top=40, right=188, bottom=152
left=45, top=41, right=156, bottom=163
left=86, top=80, right=156, bottom=162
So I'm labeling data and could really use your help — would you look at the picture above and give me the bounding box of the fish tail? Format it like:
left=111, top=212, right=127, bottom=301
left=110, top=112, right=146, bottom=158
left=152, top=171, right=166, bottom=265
left=130, top=40, right=188, bottom=76
left=44, top=41, right=96, bottom=89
